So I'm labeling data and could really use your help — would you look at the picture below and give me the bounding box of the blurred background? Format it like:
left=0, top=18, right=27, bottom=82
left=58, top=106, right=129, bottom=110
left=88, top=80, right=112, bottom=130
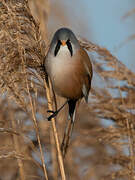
left=0, top=0, right=135, bottom=180
left=49, top=0, right=135, bottom=70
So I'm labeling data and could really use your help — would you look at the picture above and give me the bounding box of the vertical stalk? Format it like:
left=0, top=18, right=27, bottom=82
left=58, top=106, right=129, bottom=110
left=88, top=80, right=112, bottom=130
left=26, top=77, right=49, bottom=180
left=10, top=110, right=25, bottom=180
left=44, top=80, right=66, bottom=180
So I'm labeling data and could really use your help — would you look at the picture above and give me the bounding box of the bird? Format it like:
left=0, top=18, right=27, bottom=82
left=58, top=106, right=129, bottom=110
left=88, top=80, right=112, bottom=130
left=44, top=27, right=93, bottom=155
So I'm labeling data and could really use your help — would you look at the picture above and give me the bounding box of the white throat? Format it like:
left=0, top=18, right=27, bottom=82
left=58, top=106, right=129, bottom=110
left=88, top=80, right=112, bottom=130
left=50, top=45, right=73, bottom=79
left=57, top=45, right=71, bottom=59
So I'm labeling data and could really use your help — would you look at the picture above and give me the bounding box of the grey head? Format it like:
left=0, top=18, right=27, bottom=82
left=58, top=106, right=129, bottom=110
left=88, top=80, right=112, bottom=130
left=48, top=27, right=80, bottom=57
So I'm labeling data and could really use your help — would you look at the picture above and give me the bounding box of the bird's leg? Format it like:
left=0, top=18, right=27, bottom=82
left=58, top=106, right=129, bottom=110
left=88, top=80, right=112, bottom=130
left=61, top=100, right=77, bottom=157
left=47, top=100, right=68, bottom=121
left=61, top=114, right=70, bottom=152
left=61, top=115, right=75, bottom=157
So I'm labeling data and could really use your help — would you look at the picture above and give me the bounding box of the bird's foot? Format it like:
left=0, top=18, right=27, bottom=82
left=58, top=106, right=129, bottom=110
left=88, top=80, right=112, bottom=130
left=47, top=110, right=58, bottom=121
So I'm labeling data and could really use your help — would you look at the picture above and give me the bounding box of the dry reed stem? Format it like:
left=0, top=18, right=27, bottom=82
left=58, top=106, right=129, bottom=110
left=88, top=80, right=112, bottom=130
left=43, top=79, right=66, bottom=180
left=50, top=130, right=58, bottom=180
left=125, top=119, right=134, bottom=179
left=25, top=73, right=49, bottom=180
left=32, top=0, right=49, bottom=42
left=120, top=94, right=134, bottom=179
left=0, top=128, right=19, bottom=135
left=118, top=84, right=135, bottom=180
left=10, top=109, right=25, bottom=180
left=10, top=1, right=48, bottom=177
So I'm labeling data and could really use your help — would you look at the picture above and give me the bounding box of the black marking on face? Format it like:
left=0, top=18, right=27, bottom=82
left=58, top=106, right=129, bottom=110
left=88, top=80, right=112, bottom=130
left=54, top=40, right=61, bottom=56
left=66, top=39, right=73, bottom=57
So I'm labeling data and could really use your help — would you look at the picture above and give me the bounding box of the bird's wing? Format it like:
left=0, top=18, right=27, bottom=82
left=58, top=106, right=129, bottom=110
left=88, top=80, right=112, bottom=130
left=79, top=48, right=93, bottom=102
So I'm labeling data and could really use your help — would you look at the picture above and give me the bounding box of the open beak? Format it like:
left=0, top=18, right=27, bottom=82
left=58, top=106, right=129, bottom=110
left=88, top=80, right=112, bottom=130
left=61, top=40, right=66, bottom=46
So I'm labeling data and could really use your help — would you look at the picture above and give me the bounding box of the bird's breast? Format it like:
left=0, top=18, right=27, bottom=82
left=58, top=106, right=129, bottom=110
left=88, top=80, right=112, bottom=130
left=45, top=45, right=92, bottom=100
left=50, top=59, right=83, bottom=99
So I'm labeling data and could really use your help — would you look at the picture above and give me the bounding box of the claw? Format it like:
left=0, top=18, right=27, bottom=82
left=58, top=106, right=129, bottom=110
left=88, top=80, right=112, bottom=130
left=47, top=100, right=69, bottom=121
left=47, top=110, right=58, bottom=121
left=47, top=110, right=55, bottom=114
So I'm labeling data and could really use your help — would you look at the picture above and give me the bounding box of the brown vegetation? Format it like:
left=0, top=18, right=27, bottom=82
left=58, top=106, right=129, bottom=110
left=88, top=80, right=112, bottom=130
left=0, top=0, right=135, bottom=180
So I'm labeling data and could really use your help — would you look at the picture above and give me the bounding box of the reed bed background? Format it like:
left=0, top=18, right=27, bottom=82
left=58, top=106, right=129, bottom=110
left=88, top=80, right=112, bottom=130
left=0, top=0, right=135, bottom=180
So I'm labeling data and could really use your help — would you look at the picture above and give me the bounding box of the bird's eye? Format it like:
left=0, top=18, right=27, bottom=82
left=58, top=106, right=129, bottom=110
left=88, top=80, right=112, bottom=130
left=66, top=39, right=73, bottom=57
left=54, top=40, right=61, bottom=56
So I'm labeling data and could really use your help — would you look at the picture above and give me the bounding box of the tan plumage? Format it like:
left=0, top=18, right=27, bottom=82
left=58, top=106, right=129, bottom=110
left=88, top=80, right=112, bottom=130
left=46, top=47, right=92, bottom=101
left=44, top=27, right=93, bottom=156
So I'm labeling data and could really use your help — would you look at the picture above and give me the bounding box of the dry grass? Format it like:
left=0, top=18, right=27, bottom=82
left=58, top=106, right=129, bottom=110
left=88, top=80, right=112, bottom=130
left=0, top=0, right=135, bottom=180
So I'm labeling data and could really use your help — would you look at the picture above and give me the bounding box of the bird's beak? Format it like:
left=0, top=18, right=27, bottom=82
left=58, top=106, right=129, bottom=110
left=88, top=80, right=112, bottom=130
left=61, top=40, right=66, bottom=46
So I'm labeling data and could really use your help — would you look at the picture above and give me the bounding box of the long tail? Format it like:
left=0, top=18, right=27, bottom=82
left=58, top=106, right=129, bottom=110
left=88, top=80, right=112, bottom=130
left=61, top=100, right=77, bottom=157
